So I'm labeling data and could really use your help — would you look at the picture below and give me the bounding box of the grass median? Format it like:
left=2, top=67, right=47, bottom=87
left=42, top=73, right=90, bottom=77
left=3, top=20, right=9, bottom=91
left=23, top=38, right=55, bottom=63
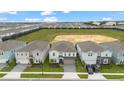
left=103, top=75, right=124, bottom=79
left=21, top=74, right=63, bottom=78
left=78, top=74, right=88, bottom=79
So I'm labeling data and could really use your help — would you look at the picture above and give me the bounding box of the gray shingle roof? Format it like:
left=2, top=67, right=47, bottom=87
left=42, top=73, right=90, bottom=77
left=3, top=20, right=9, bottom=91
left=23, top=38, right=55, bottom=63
left=100, top=41, right=124, bottom=52
left=77, top=41, right=106, bottom=52
left=16, top=40, right=49, bottom=52
left=50, top=41, right=76, bottom=52
left=0, top=40, right=26, bottom=51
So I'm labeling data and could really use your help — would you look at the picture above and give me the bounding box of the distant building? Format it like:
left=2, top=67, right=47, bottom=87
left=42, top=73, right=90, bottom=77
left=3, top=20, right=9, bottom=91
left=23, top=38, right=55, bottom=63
left=92, top=21, right=100, bottom=26
left=0, top=40, right=26, bottom=63
left=103, top=22, right=116, bottom=26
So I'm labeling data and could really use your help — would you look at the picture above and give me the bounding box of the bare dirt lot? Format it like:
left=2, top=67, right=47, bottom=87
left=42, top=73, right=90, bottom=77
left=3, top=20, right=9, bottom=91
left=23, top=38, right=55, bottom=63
left=52, top=35, right=118, bottom=44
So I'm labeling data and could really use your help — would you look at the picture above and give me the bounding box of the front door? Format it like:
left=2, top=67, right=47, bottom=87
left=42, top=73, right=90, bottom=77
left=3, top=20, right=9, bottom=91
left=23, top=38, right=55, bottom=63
left=30, top=58, right=34, bottom=64
left=59, top=58, right=64, bottom=65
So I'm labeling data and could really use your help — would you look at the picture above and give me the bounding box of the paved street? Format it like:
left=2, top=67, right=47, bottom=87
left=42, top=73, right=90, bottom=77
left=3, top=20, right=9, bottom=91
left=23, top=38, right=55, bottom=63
left=88, top=73, right=107, bottom=80
left=0, top=63, right=7, bottom=70
left=2, top=64, right=28, bottom=79
left=62, top=59, right=80, bottom=80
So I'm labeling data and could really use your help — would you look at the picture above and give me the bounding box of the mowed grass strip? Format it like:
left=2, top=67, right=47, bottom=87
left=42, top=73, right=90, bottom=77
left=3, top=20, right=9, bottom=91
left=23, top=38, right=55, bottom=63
left=23, top=58, right=63, bottom=72
left=103, top=75, right=124, bottom=79
left=75, top=58, right=87, bottom=72
left=16, top=29, right=124, bottom=43
left=0, top=60, right=16, bottom=78
left=99, top=63, right=124, bottom=73
left=21, top=74, right=63, bottom=78
left=0, top=74, right=6, bottom=78
left=78, top=74, right=88, bottom=79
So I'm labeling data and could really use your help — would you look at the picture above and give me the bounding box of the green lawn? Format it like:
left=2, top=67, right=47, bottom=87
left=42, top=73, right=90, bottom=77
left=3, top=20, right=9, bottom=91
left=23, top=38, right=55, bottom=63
left=21, top=74, right=63, bottom=78
left=0, top=60, right=16, bottom=72
left=78, top=74, right=88, bottom=79
left=99, top=63, right=124, bottom=73
left=24, top=57, right=63, bottom=72
left=103, top=75, right=124, bottom=79
left=16, top=29, right=124, bottom=43
left=0, top=60, right=16, bottom=78
left=75, top=58, right=87, bottom=72
left=0, top=74, right=6, bottom=78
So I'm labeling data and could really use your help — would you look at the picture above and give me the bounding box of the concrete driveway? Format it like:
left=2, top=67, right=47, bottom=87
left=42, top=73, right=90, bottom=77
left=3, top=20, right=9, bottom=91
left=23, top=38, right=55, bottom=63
left=62, top=59, right=80, bottom=80
left=0, top=63, right=7, bottom=70
left=2, top=64, right=29, bottom=79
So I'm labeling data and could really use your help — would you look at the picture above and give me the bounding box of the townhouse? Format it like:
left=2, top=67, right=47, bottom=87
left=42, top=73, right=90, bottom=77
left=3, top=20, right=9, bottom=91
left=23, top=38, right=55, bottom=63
left=100, top=41, right=124, bottom=64
left=49, top=41, right=77, bottom=64
left=0, top=40, right=26, bottom=63
left=15, top=41, right=50, bottom=64
left=76, top=41, right=112, bottom=65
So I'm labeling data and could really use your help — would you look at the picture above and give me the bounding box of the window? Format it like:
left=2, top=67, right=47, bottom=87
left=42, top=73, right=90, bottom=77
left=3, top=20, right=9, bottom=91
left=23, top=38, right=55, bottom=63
left=123, top=54, right=124, bottom=56
left=1, top=52, right=3, bottom=55
left=17, top=53, right=19, bottom=56
left=73, top=53, right=75, bottom=56
left=88, top=53, right=92, bottom=56
left=68, top=53, right=70, bottom=56
left=21, top=53, right=23, bottom=56
left=37, top=53, right=39, bottom=56
left=53, top=53, right=55, bottom=56
left=64, top=53, right=66, bottom=56
left=105, top=54, right=108, bottom=57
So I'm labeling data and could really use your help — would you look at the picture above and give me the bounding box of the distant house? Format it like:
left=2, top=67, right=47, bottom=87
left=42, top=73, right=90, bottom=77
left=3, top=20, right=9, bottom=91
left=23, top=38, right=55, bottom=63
left=103, top=22, right=116, bottom=26
left=92, top=21, right=100, bottom=26
left=49, top=41, right=77, bottom=64
left=117, top=22, right=124, bottom=26
left=100, top=42, right=124, bottom=64
left=0, top=40, right=26, bottom=63
left=15, top=41, right=50, bottom=64
left=76, top=41, right=112, bottom=65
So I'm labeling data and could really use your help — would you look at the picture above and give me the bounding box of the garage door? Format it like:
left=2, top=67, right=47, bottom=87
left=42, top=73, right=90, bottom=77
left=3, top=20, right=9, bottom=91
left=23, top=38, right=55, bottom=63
left=64, top=59, right=75, bottom=65
left=16, top=59, right=30, bottom=64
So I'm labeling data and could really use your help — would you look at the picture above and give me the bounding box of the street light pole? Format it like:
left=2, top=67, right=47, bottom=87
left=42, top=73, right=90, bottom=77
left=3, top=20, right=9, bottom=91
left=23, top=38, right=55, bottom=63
left=42, top=62, right=43, bottom=75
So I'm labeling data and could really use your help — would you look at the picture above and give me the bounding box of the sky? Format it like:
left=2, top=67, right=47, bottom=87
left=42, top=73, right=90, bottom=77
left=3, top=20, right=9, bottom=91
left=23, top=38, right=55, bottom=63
left=0, top=11, right=124, bottom=22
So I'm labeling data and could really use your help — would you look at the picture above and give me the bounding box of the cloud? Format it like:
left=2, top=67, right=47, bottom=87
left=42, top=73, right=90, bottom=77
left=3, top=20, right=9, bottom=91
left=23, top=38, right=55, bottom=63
left=0, top=17, right=7, bottom=21
left=25, top=18, right=41, bottom=22
left=43, top=17, right=58, bottom=22
left=41, top=11, right=53, bottom=16
left=0, top=11, right=17, bottom=15
left=118, top=12, right=124, bottom=14
left=63, top=11, right=70, bottom=13
left=102, top=17, right=112, bottom=21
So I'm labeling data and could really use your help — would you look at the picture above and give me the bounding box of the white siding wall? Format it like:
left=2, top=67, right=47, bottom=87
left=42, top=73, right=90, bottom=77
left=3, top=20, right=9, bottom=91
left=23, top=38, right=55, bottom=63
left=101, top=51, right=112, bottom=57
left=81, top=51, right=98, bottom=64
left=49, top=50, right=59, bottom=63
left=15, top=52, right=30, bottom=64
left=76, top=44, right=97, bottom=64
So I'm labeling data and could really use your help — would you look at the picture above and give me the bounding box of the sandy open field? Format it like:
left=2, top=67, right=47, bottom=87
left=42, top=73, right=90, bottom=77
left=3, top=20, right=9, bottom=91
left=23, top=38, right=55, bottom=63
left=52, top=35, right=118, bottom=44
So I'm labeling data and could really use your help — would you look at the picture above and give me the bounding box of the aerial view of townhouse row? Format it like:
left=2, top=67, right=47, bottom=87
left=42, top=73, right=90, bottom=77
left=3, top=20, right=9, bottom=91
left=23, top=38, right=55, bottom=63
left=0, top=11, right=124, bottom=80
left=0, top=21, right=124, bottom=80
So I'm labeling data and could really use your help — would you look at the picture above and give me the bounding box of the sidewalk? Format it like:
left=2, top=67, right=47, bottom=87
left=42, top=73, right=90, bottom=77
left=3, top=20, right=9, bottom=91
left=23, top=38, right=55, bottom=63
left=88, top=73, right=107, bottom=80
left=2, top=64, right=28, bottom=79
